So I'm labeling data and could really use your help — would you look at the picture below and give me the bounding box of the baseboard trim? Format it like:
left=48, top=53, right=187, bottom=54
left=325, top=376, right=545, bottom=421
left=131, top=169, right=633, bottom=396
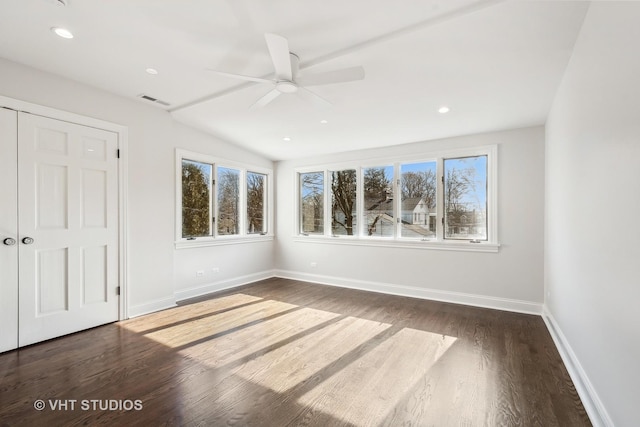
left=128, top=296, right=177, bottom=318
left=174, top=270, right=276, bottom=302
left=273, top=270, right=542, bottom=315
left=541, top=306, right=613, bottom=427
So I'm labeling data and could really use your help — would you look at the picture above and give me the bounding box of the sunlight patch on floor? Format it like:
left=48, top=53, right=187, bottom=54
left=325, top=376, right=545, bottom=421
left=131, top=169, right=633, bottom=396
left=178, top=307, right=341, bottom=368
left=135, top=299, right=296, bottom=348
left=121, top=293, right=263, bottom=333
left=232, top=316, right=392, bottom=393
left=297, top=327, right=457, bottom=426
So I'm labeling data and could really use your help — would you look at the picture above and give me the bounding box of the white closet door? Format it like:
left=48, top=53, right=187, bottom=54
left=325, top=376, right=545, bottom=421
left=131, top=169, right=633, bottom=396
left=17, top=112, right=120, bottom=347
left=0, top=108, right=19, bottom=353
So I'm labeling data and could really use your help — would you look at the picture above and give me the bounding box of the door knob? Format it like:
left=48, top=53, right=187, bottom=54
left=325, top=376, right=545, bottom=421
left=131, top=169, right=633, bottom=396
left=3, top=237, right=16, bottom=246
left=22, top=237, right=34, bottom=245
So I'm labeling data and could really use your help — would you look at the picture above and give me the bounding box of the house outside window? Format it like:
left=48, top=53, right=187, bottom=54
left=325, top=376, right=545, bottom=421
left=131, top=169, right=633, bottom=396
left=296, top=145, right=497, bottom=251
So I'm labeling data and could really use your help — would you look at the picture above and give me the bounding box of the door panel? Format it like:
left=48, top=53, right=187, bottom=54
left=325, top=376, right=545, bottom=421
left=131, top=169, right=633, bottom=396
left=0, top=108, right=18, bottom=353
left=18, top=112, right=119, bottom=347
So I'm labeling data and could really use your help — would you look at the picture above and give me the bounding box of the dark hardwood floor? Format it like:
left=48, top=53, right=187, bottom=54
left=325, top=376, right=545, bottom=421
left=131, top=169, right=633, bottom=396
left=0, top=278, right=591, bottom=426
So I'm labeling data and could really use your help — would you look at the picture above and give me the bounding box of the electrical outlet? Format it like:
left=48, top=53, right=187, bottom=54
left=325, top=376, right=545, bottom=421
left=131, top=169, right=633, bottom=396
left=212, top=267, right=220, bottom=273
left=310, top=262, right=317, bottom=268
left=196, top=270, right=204, bottom=277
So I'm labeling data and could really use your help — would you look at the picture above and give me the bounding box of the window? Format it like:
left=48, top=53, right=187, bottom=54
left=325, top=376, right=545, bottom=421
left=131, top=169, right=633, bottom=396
left=176, top=149, right=272, bottom=246
left=247, top=171, right=266, bottom=234
left=296, top=145, right=497, bottom=251
left=363, top=166, right=393, bottom=237
left=182, top=159, right=213, bottom=238
left=300, top=172, right=324, bottom=234
left=444, top=155, right=487, bottom=241
left=400, top=161, right=436, bottom=238
left=331, top=169, right=357, bottom=236
left=217, top=167, right=240, bottom=235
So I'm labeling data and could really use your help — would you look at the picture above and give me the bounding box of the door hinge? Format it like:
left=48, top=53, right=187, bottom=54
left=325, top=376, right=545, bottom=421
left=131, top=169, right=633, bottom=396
left=116, top=286, right=121, bottom=296
left=117, top=149, right=120, bottom=158
left=442, top=217, right=445, bottom=225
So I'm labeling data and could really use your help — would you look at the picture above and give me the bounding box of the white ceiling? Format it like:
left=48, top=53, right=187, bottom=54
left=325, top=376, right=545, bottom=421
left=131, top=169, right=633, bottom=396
left=0, top=0, right=589, bottom=160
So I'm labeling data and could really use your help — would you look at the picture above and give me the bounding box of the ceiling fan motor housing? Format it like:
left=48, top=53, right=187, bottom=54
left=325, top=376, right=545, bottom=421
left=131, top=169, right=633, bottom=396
left=276, top=81, right=298, bottom=93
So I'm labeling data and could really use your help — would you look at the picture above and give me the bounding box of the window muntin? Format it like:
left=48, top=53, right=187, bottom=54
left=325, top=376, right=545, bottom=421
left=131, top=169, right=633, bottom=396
left=363, top=166, right=393, bottom=237
left=181, top=159, right=212, bottom=238
left=331, top=169, right=357, bottom=236
left=444, top=155, right=488, bottom=240
left=300, top=172, right=324, bottom=234
left=399, top=161, right=437, bottom=239
left=247, top=171, right=266, bottom=234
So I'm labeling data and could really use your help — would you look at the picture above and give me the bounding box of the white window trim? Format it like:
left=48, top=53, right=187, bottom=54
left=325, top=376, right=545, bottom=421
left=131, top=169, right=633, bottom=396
left=294, top=145, right=499, bottom=253
left=175, top=149, right=274, bottom=249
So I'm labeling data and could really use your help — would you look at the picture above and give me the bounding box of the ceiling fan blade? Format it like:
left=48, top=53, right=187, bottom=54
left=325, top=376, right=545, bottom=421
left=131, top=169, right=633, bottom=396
left=296, top=66, right=365, bottom=87
left=206, top=69, right=272, bottom=84
left=249, top=88, right=281, bottom=110
left=297, top=87, right=332, bottom=109
left=265, top=33, right=292, bottom=81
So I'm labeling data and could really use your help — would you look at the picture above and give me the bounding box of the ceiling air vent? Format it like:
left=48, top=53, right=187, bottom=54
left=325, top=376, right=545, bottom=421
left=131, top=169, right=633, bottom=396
left=137, top=94, right=171, bottom=107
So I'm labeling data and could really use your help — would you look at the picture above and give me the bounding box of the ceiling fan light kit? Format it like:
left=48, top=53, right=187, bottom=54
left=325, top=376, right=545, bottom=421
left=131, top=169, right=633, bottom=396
left=208, top=33, right=365, bottom=109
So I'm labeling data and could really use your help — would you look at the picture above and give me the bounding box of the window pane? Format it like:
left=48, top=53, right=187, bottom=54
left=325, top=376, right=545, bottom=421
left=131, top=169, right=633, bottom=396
left=331, top=169, right=357, bottom=236
left=247, top=171, right=266, bottom=234
left=300, top=172, right=324, bottom=234
left=400, top=161, right=437, bottom=238
left=182, top=159, right=212, bottom=238
left=217, top=167, right=240, bottom=235
left=444, top=155, right=487, bottom=240
left=363, top=166, right=393, bottom=237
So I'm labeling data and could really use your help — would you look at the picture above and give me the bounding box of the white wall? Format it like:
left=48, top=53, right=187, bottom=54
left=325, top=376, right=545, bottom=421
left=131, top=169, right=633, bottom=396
left=275, top=126, right=545, bottom=311
left=0, top=58, right=275, bottom=317
left=545, top=3, right=640, bottom=426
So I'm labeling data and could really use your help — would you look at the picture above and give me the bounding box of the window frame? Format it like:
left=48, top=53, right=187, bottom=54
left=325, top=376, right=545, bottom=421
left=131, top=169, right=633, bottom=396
left=299, top=170, right=326, bottom=236
left=175, top=149, right=273, bottom=248
left=295, top=145, right=499, bottom=252
left=246, top=170, right=268, bottom=235
left=361, top=164, right=395, bottom=239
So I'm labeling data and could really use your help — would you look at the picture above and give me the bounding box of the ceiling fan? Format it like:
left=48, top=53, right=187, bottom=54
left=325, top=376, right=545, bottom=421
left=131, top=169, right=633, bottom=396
left=208, top=33, right=365, bottom=109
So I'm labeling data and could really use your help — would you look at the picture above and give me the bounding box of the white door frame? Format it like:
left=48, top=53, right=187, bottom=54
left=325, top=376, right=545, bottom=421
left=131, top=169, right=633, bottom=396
left=0, top=95, right=129, bottom=320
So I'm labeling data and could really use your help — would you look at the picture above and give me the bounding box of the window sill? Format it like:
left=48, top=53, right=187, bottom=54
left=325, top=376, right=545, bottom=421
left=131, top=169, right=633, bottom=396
left=293, top=235, right=500, bottom=253
left=175, top=234, right=274, bottom=249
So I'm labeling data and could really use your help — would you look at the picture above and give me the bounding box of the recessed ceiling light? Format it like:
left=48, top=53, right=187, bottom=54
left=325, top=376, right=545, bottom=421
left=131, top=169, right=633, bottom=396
left=320, top=119, right=328, bottom=124
left=438, top=106, right=450, bottom=114
left=146, top=68, right=159, bottom=75
left=51, top=27, right=74, bottom=39
left=283, top=137, right=291, bottom=142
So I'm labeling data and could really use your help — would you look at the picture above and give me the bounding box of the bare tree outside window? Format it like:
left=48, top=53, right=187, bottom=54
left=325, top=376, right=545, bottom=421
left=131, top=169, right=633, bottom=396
left=247, top=171, right=266, bottom=234
left=300, top=172, right=324, bottom=234
left=331, top=169, right=357, bottom=236
left=217, top=167, right=240, bottom=235
left=182, top=160, right=212, bottom=238
left=363, top=166, right=393, bottom=236
left=444, top=155, right=487, bottom=240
